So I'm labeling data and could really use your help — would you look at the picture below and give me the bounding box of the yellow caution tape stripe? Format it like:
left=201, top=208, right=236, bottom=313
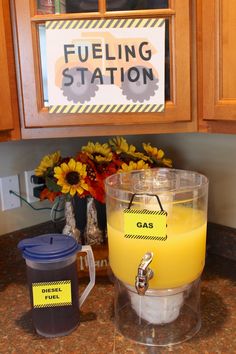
left=49, top=103, right=164, bottom=114
left=46, top=18, right=165, bottom=30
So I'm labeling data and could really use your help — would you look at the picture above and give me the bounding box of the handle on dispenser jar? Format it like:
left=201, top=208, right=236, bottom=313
left=78, top=245, right=96, bottom=307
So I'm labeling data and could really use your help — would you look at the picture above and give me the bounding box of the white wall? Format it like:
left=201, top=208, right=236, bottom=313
left=147, top=133, right=236, bottom=227
left=0, top=133, right=235, bottom=235
left=0, top=137, right=89, bottom=235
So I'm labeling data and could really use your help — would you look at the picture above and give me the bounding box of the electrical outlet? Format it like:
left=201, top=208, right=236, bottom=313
left=0, top=175, right=21, bottom=211
left=24, top=170, right=41, bottom=203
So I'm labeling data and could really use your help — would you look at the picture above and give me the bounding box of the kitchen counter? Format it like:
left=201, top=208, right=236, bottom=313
left=0, top=225, right=235, bottom=354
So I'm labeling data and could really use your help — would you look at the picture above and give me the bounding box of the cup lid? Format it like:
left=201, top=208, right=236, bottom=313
left=18, top=234, right=81, bottom=262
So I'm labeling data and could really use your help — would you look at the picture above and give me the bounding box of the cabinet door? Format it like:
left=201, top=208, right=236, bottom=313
left=199, top=0, right=236, bottom=133
left=14, top=0, right=196, bottom=138
left=0, top=1, right=15, bottom=131
left=0, top=0, right=20, bottom=140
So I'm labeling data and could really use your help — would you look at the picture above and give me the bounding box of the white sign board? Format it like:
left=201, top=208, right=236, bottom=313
left=45, top=18, right=165, bottom=114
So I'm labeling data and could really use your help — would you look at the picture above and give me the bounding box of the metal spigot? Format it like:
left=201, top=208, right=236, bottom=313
left=135, top=252, right=154, bottom=295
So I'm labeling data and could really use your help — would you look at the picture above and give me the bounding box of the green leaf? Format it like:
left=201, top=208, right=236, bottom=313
left=45, top=177, right=61, bottom=192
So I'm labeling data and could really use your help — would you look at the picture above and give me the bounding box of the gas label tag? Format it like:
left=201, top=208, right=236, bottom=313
left=123, top=209, right=167, bottom=241
left=32, top=280, right=72, bottom=308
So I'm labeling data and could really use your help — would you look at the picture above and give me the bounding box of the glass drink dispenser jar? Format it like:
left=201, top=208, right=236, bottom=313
left=105, top=168, right=208, bottom=346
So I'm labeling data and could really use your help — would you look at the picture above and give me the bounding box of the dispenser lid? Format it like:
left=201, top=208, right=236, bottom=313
left=18, top=234, right=81, bottom=262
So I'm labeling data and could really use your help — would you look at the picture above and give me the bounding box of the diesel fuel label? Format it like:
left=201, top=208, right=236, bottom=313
left=32, top=280, right=72, bottom=308
left=123, top=209, right=167, bottom=241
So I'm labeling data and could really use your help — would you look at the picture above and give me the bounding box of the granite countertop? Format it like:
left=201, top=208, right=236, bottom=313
left=0, top=225, right=236, bottom=354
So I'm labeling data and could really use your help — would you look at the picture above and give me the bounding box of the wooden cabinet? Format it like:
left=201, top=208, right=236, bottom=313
left=3, top=0, right=236, bottom=139
left=0, top=0, right=20, bottom=141
left=198, top=0, right=236, bottom=133
left=12, top=0, right=197, bottom=139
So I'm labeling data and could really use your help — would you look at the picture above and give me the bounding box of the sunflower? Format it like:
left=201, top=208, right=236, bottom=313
left=162, top=158, right=173, bottom=168
left=109, top=136, right=130, bottom=154
left=142, top=143, right=164, bottom=159
left=119, top=160, right=149, bottom=172
left=82, top=142, right=113, bottom=164
left=35, top=151, right=61, bottom=177
left=54, top=158, right=89, bottom=197
left=142, top=143, right=173, bottom=167
left=110, top=137, right=149, bottom=161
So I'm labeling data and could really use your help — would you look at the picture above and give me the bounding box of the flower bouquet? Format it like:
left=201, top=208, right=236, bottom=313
left=35, top=137, right=172, bottom=245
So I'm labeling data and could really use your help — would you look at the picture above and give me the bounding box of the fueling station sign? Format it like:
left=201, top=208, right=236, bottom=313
left=45, top=18, right=165, bottom=114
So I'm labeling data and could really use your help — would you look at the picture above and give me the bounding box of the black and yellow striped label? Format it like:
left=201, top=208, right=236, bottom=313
left=46, top=18, right=165, bottom=30
left=32, top=280, right=72, bottom=308
left=49, top=103, right=164, bottom=114
left=123, top=208, right=167, bottom=241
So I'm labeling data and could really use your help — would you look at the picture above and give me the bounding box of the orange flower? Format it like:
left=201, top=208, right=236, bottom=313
left=39, top=188, right=61, bottom=202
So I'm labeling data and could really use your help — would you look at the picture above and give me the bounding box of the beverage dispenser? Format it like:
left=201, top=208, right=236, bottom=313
left=105, top=168, right=208, bottom=346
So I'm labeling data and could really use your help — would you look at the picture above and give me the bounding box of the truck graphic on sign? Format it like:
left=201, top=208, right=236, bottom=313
left=54, top=32, right=159, bottom=104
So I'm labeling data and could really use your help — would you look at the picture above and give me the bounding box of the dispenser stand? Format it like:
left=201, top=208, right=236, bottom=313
left=114, top=277, right=201, bottom=347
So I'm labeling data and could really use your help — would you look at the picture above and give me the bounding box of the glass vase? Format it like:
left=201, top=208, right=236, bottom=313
left=62, top=199, right=81, bottom=242
left=73, top=196, right=107, bottom=245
